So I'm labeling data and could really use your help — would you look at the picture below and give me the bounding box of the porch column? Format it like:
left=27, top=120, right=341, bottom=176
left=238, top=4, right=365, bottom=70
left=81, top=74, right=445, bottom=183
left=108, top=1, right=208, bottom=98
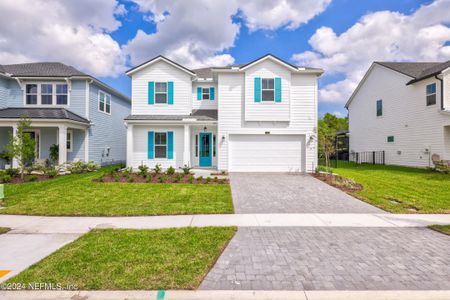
left=11, top=125, right=18, bottom=168
left=126, top=124, right=133, bottom=167
left=84, top=128, right=89, bottom=162
left=183, top=124, right=191, bottom=167
left=58, top=125, right=67, bottom=165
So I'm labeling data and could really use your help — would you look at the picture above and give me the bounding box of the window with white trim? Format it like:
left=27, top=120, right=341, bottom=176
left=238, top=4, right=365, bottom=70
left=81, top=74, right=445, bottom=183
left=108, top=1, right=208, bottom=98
left=202, top=88, right=210, bottom=100
left=426, top=83, right=436, bottom=106
left=25, top=83, right=68, bottom=106
left=155, top=82, right=167, bottom=104
left=155, top=132, right=167, bottom=158
left=98, top=90, right=111, bottom=114
left=261, top=78, right=274, bottom=101
left=67, top=130, right=73, bottom=152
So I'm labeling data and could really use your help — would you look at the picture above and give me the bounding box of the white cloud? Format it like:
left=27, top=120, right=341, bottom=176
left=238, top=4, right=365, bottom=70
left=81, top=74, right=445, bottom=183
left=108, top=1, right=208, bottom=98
left=126, top=0, right=332, bottom=68
left=0, top=0, right=127, bottom=77
left=292, top=0, right=450, bottom=104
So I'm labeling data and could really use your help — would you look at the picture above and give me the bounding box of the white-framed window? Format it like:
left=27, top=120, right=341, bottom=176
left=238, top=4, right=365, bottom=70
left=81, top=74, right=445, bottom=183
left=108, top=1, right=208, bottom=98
left=26, top=84, right=38, bottom=105
left=25, top=83, right=68, bottom=106
left=426, top=83, right=436, bottom=106
left=56, top=84, right=68, bottom=105
left=67, top=130, right=73, bottom=152
left=155, top=82, right=168, bottom=104
left=98, top=90, right=111, bottom=114
left=261, top=78, right=275, bottom=101
left=202, top=88, right=210, bottom=100
left=154, top=132, right=167, bottom=158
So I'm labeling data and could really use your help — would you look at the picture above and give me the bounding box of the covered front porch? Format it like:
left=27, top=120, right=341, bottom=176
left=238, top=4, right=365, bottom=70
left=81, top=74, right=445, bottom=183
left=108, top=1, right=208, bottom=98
left=0, top=121, right=89, bottom=169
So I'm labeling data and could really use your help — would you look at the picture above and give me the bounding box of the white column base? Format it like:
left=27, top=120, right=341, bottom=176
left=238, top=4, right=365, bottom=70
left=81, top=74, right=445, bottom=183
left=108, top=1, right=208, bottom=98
left=58, top=125, right=67, bottom=167
left=183, top=124, right=191, bottom=167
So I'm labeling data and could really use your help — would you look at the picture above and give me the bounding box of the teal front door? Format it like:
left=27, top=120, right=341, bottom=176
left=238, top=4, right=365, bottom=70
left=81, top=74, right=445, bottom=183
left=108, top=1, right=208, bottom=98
left=199, top=133, right=212, bottom=167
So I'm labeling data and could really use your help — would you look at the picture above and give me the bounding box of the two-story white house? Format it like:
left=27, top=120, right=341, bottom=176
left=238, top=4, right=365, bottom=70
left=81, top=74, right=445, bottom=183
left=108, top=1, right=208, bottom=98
left=125, top=54, right=323, bottom=172
left=346, top=61, right=450, bottom=168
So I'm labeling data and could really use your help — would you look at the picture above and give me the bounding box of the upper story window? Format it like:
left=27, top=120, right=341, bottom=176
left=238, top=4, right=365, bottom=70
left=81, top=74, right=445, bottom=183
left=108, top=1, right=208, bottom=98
left=98, top=90, right=111, bottom=114
left=426, top=83, right=436, bottom=106
left=202, top=88, right=210, bottom=100
left=154, top=132, right=167, bottom=158
left=25, top=83, right=68, bottom=106
left=155, top=82, right=167, bottom=104
left=261, top=78, right=274, bottom=101
left=376, top=99, right=383, bottom=117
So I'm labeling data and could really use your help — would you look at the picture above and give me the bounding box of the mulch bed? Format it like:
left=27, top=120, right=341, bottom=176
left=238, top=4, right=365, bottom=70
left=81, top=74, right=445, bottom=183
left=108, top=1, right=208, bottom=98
left=96, top=172, right=229, bottom=184
left=311, top=172, right=363, bottom=193
left=4, top=174, right=53, bottom=184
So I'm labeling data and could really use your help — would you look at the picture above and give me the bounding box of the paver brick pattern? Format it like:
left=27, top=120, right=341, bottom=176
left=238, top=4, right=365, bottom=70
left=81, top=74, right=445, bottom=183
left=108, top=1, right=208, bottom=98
left=230, top=173, right=383, bottom=213
left=200, top=227, right=450, bottom=290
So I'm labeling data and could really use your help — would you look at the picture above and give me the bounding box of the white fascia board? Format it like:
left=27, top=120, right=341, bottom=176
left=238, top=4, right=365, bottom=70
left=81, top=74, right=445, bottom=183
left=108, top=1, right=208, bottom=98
left=126, top=57, right=196, bottom=77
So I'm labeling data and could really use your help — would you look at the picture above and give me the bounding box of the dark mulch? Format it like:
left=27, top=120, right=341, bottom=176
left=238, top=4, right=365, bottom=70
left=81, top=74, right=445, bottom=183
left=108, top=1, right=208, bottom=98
left=96, top=172, right=229, bottom=185
left=311, top=172, right=363, bottom=193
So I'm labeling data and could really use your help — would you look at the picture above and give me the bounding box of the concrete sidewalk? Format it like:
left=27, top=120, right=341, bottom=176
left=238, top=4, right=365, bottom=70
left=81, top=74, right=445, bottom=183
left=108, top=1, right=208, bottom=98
left=1, top=290, right=450, bottom=300
left=0, top=213, right=449, bottom=234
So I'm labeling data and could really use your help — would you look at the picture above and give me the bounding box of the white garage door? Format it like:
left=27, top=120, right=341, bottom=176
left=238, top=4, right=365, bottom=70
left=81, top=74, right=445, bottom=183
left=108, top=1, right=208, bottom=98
left=229, top=134, right=304, bottom=172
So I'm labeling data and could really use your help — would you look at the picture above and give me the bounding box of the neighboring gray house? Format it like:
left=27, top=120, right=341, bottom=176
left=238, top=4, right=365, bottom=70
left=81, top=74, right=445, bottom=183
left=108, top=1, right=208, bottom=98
left=0, top=62, right=131, bottom=168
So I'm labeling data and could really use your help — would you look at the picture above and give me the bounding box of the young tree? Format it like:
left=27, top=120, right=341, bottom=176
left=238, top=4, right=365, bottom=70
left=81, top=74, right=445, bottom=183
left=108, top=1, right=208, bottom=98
left=318, top=119, right=336, bottom=171
left=5, top=116, right=36, bottom=179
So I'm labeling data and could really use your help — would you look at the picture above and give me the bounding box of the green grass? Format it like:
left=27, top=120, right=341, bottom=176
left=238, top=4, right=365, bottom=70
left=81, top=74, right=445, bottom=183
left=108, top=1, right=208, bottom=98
left=428, top=225, right=450, bottom=236
left=6, top=227, right=236, bottom=290
left=0, top=227, right=10, bottom=234
left=0, top=166, right=233, bottom=216
left=331, top=164, right=450, bottom=213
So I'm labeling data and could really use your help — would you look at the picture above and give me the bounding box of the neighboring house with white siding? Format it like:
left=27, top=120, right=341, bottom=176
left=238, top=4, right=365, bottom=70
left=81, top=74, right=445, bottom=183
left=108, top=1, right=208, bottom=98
left=0, top=62, right=131, bottom=168
left=125, top=54, right=323, bottom=172
left=346, top=61, right=450, bottom=168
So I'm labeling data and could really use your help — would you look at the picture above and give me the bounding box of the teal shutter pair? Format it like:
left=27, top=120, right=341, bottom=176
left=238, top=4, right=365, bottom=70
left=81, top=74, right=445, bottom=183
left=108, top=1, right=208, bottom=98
left=197, top=87, right=215, bottom=100
left=148, top=81, right=174, bottom=104
left=148, top=131, right=174, bottom=159
left=254, top=77, right=282, bottom=102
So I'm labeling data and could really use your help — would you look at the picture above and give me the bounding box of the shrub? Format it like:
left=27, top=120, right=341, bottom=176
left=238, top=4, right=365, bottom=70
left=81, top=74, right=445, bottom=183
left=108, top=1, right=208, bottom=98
left=146, top=175, right=153, bottom=183
left=205, top=177, right=211, bottom=184
left=67, top=161, right=98, bottom=174
left=127, top=176, right=134, bottom=183
left=6, top=168, right=19, bottom=177
left=214, top=176, right=218, bottom=182
left=179, top=164, right=192, bottom=175
left=153, top=164, right=162, bottom=174
left=158, top=175, right=166, bottom=183
left=138, top=165, right=149, bottom=176
left=113, top=174, right=120, bottom=182
left=1, top=174, right=12, bottom=183
left=166, top=166, right=175, bottom=175
left=44, top=168, right=58, bottom=178
left=25, top=175, right=38, bottom=182
left=316, top=165, right=333, bottom=174
left=188, top=176, right=194, bottom=184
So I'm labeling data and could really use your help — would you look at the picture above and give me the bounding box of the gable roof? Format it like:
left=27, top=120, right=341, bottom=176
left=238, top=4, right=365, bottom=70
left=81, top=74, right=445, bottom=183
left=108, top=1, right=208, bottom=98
left=0, top=107, right=90, bottom=124
left=346, top=60, right=450, bottom=108
left=126, top=55, right=196, bottom=77
left=0, top=62, right=88, bottom=77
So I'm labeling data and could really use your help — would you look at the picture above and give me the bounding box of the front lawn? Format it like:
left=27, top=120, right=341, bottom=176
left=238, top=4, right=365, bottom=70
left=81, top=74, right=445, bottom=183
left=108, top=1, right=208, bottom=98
left=0, top=166, right=233, bottom=216
left=0, top=227, right=10, bottom=234
left=429, top=225, right=450, bottom=236
left=5, top=227, right=236, bottom=290
left=331, top=164, right=450, bottom=213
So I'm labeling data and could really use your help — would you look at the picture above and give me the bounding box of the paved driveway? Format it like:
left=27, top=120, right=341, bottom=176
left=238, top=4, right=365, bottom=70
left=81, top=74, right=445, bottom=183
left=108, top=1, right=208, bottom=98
left=230, top=173, right=383, bottom=213
left=200, top=227, right=450, bottom=290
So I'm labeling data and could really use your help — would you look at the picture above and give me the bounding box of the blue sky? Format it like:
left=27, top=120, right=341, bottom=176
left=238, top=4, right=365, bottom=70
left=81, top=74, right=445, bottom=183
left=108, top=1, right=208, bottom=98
left=1, top=0, right=449, bottom=118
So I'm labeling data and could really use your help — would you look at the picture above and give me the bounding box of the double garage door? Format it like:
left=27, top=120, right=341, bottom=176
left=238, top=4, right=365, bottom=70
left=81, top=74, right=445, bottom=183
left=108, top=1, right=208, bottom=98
left=229, top=134, right=305, bottom=172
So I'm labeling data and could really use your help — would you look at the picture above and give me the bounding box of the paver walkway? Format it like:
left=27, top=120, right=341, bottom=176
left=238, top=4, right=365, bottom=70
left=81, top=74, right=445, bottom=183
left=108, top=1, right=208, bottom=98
left=230, top=173, right=383, bottom=213
left=201, top=227, right=450, bottom=290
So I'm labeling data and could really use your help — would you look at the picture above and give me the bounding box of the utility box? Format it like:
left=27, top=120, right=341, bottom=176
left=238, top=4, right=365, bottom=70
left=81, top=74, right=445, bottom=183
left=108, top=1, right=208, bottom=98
left=0, top=184, right=3, bottom=200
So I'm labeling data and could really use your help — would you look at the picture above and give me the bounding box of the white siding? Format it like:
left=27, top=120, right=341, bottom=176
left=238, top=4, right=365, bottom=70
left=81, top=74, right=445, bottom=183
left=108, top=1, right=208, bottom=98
left=131, top=125, right=184, bottom=169
left=131, top=61, right=192, bottom=115
left=349, top=64, right=450, bottom=167
left=192, top=82, right=218, bottom=110
left=443, top=72, right=450, bottom=110
left=244, top=60, right=290, bottom=121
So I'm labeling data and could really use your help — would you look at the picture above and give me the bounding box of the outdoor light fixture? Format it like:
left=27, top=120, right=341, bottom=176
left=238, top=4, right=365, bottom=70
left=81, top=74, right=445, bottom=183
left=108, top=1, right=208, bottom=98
left=203, top=126, right=207, bottom=132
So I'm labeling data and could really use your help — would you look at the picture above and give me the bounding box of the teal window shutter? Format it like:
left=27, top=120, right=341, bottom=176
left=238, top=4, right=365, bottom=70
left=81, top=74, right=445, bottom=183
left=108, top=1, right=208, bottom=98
left=210, top=87, right=215, bottom=100
left=168, top=81, right=174, bottom=105
left=167, top=131, right=174, bottom=159
left=148, top=81, right=154, bottom=104
left=148, top=131, right=154, bottom=159
left=197, top=87, right=202, bottom=100
left=254, top=77, right=261, bottom=102
left=275, top=77, right=282, bottom=102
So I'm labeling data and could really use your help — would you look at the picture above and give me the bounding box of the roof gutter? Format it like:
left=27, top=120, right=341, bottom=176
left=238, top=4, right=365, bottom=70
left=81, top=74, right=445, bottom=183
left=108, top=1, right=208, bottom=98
left=435, top=75, right=444, bottom=111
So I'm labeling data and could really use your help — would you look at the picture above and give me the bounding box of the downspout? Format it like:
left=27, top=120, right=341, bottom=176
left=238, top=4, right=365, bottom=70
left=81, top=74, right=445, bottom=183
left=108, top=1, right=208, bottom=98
left=435, top=75, right=444, bottom=111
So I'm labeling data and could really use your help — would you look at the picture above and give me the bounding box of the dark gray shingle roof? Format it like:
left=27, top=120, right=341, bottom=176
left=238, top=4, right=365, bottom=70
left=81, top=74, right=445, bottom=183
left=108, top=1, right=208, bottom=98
left=0, top=62, right=88, bottom=77
left=125, top=109, right=218, bottom=121
left=192, top=67, right=213, bottom=79
left=376, top=61, right=450, bottom=83
left=0, top=108, right=90, bottom=124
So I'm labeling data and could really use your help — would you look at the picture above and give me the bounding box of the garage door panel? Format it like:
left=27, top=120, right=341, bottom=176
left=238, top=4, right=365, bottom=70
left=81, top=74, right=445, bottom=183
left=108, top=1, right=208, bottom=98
left=229, top=134, right=304, bottom=172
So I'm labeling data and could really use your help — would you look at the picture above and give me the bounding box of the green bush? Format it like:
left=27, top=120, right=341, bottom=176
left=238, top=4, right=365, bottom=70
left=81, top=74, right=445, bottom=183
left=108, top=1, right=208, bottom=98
left=153, top=164, right=162, bottom=174
left=179, top=165, right=192, bottom=175
left=166, top=166, right=175, bottom=175
left=138, top=165, right=149, bottom=176
left=5, top=168, right=19, bottom=177
left=188, top=176, right=194, bottom=184
left=67, top=161, right=98, bottom=174
left=127, top=176, right=134, bottom=183
left=158, top=175, right=166, bottom=183
left=25, top=175, right=38, bottom=182
left=205, top=177, right=211, bottom=184
left=44, top=168, right=58, bottom=178
left=113, top=174, right=120, bottom=182
left=1, top=174, right=12, bottom=183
